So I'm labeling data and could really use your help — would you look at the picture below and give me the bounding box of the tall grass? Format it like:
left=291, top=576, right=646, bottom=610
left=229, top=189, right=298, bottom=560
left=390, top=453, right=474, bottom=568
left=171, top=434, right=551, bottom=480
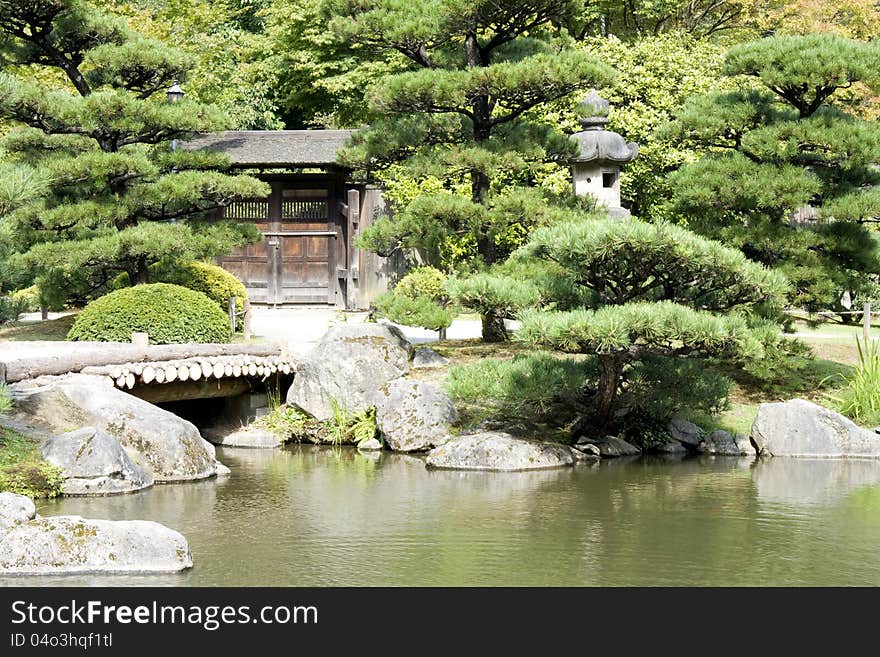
left=0, top=383, right=11, bottom=416
left=326, top=399, right=379, bottom=447
left=825, top=337, right=880, bottom=426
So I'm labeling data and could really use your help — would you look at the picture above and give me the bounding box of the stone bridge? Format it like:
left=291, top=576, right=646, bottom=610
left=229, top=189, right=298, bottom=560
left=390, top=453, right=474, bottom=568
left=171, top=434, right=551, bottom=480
left=0, top=341, right=297, bottom=403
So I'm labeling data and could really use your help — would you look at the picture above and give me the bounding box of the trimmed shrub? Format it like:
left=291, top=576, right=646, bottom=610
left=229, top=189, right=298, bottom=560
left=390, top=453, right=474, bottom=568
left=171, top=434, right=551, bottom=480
left=373, top=266, right=454, bottom=332
left=0, top=296, right=26, bottom=325
left=372, top=292, right=454, bottom=332
left=394, top=266, right=447, bottom=301
left=67, top=283, right=232, bottom=344
left=151, top=261, right=247, bottom=331
left=10, top=285, right=41, bottom=312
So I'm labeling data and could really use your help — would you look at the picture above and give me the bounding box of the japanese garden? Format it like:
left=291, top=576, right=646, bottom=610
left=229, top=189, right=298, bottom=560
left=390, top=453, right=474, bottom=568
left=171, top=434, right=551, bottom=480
left=1, top=0, right=880, bottom=586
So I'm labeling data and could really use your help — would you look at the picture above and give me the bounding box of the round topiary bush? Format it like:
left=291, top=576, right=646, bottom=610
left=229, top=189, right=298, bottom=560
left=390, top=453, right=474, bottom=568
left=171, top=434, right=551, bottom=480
left=67, top=283, right=232, bottom=344
left=152, top=261, right=247, bottom=330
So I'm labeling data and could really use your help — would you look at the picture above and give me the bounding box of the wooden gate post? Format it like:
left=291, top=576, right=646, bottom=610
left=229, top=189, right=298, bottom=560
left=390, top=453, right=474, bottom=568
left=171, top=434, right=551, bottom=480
left=228, top=296, right=237, bottom=335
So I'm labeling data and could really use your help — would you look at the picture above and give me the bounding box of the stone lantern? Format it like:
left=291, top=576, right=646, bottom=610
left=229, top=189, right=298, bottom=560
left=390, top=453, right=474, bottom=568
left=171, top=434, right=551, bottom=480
left=568, top=89, right=638, bottom=218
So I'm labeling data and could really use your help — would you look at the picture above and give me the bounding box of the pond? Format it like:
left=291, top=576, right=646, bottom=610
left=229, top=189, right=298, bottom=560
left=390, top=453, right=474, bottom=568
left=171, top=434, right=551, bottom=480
left=5, top=446, right=880, bottom=586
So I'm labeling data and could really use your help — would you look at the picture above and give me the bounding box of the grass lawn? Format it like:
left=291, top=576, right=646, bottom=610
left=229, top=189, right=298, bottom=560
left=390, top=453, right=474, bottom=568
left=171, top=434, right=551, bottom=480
left=0, top=314, right=77, bottom=341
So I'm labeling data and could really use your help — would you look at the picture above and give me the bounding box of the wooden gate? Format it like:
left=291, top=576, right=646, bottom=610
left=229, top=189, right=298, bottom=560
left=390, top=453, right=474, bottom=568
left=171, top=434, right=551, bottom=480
left=218, top=181, right=339, bottom=305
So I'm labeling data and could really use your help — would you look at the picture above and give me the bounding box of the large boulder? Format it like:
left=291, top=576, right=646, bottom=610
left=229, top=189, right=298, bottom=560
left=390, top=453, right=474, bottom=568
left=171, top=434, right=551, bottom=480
left=574, top=435, right=641, bottom=458
left=375, top=379, right=457, bottom=452
left=287, top=324, right=412, bottom=421
left=656, top=440, right=688, bottom=454
left=698, top=429, right=754, bottom=456
left=0, top=492, right=36, bottom=537
left=0, top=499, right=192, bottom=574
left=41, top=427, right=154, bottom=495
left=10, top=374, right=217, bottom=482
left=426, top=432, right=576, bottom=471
left=668, top=418, right=704, bottom=447
left=752, top=398, right=880, bottom=458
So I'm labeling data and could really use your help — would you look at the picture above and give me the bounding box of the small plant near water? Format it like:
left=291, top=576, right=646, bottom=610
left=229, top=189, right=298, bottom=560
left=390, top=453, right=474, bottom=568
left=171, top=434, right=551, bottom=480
left=326, top=400, right=379, bottom=447
left=254, top=405, right=316, bottom=442
left=824, top=337, right=880, bottom=426
left=254, top=388, right=379, bottom=447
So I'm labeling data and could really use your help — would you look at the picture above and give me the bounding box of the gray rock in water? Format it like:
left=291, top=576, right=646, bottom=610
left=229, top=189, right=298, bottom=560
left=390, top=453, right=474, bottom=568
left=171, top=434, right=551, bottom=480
left=0, top=512, right=192, bottom=574
left=10, top=374, right=217, bottom=482
left=656, top=440, right=688, bottom=454
left=287, top=324, right=412, bottom=421
left=668, top=418, right=704, bottom=446
left=204, top=425, right=282, bottom=449
left=214, top=460, right=231, bottom=476
left=41, top=427, right=154, bottom=496
left=571, top=444, right=601, bottom=460
left=412, top=347, right=450, bottom=369
left=375, top=379, right=457, bottom=452
left=752, top=398, right=880, bottom=458
left=698, top=429, right=754, bottom=456
left=0, top=491, right=36, bottom=537
left=426, top=431, right=576, bottom=471
left=357, top=437, right=383, bottom=451
left=575, top=435, right=641, bottom=457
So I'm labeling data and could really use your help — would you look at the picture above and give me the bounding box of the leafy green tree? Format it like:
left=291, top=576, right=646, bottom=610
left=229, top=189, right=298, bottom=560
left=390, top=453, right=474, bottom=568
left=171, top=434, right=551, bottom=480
left=0, top=0, right=269, bottom=304
left=456, top=218, right=787, bottom=435
left=262, top=0, right=405, bottom=128
left=567, top=0, right=767, bottom=39
left=666, top=34, right=880, bottom=315
left=107, top=0, right=283, bottom=130
left=327, top=0, right=616, bottom=341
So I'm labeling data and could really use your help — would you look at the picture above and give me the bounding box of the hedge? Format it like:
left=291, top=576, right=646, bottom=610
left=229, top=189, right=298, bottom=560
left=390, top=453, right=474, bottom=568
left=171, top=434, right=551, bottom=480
left=67, top=283, right=232, bottom=344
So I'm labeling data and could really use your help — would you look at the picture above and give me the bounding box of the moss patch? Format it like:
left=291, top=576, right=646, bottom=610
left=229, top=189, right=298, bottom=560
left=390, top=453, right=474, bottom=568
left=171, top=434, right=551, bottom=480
left=0, top=427, right=63, bottom=498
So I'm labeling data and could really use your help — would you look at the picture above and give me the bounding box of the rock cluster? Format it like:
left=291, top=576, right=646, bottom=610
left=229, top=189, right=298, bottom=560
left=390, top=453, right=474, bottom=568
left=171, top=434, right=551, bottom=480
left=9, top=374, right=226, bottom=492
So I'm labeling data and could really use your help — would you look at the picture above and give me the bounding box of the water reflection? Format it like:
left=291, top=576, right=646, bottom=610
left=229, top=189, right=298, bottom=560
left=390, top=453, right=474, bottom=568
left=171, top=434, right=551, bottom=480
left=3, top=447, right=880, bottom=586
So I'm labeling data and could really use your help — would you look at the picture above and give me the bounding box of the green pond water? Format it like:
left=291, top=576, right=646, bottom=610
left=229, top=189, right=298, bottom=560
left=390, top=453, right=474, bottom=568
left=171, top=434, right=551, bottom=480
left=6, top=445, right=880, bottom=586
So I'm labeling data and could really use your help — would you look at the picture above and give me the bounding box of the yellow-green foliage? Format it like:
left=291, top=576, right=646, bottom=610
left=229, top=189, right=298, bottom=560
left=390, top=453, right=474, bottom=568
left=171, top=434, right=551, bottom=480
left=394, top=267, right=447, bottom=301
left=151, top=261, right=247, bottom=331
left=0, top=383, right=11, bottom=415
left=67, top=283, right=232, bottom=344
left=373, top=266, right=455, bottom=331
left=10, top=285, right=41, bottom=312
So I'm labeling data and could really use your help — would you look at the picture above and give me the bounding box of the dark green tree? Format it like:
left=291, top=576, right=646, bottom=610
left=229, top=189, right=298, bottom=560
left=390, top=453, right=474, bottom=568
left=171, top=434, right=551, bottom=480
left=0, top=0, right=269, bottom=304
left=666, top=34, right=880, bottom=316
left=454, top=218, right=788, bottom=436
left=326, top=0, right=616, bottom=341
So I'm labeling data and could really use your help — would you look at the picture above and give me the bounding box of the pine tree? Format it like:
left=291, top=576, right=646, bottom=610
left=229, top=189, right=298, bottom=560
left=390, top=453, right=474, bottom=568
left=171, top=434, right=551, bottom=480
left=0, top=0, right=269, bottom=304
left=666, top=34, right=880, bottom=316
left=454, top=217, right=787, bottom=436
left=324, top=0, right=616, bottom=341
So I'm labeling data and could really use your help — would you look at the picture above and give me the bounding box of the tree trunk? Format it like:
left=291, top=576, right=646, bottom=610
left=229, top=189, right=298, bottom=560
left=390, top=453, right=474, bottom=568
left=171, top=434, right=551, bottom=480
left=132, top=259, right=150, bottom=285
left=481, top=312, right=508, bottom=343
left=595, top=353, right=625, bottom=429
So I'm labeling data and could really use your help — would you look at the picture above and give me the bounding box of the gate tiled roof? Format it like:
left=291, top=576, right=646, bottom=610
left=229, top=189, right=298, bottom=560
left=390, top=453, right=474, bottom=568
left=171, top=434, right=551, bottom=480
left=184, top=130, right=355, bottom=167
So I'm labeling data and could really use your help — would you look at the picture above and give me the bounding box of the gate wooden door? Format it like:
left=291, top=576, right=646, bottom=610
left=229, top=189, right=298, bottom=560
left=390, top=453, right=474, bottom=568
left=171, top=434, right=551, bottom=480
left=218, top=182, right=338, bottom=305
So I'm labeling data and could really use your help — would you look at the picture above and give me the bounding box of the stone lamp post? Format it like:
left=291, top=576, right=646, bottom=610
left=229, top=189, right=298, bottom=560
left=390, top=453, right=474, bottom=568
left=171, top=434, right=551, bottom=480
left=568, top=89, right=639, bottom=218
